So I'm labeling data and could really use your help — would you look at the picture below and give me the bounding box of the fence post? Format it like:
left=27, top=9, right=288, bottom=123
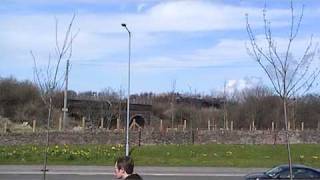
left=33, top=120, right=36, bottom=133
left=183, top=120, right=187, bottom=131
left=58, top=117, right=62, bottom=131
left=138, top=128, right=142, bottom=147
left=230, top=121, right=233, bottom=131
left=212, top=118, right=215, bottom=131
left=160, top=119, right=163, bottom=131
left=130, top=119, right=136, bottom=130
left=301, top=122, right=304, bottom=131
left=100, top=117, right=104, bottom=129
left=272, top=121, right=274, bottom=131
left=82, top=117, right=86, bottom=129
left=252, top=121, right=255, bottom=131
left=208, top=120, right=211, bottom=131
left=4, top=120, right=7, bottom=133
left=226, top=120, right=229, bottom=130
left=117, top=118, right=120, bottom=130
left=288, top=121, right=291, bottom=131
left=192, top=130, right=195, bottom=144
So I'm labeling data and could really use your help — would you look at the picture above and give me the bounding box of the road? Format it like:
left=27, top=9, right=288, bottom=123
left=0, top=174, right=241, bottom=180
left=0, top=165, right=266, bottom=180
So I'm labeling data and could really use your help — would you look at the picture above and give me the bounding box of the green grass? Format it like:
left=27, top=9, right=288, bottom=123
left=0, top=144, right=319, bottom=167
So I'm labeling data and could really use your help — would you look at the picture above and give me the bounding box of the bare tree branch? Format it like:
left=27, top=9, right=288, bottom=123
left=246, top=1, right=318, bottom=179
left=246, top=15, right=283, bottom=96
left=31, top=14, right=78, bottom=180
left=287, top=36, right=314, bottom=89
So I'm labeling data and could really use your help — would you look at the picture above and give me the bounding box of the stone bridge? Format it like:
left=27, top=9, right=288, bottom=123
left=67, top=97, right=152, bottom=129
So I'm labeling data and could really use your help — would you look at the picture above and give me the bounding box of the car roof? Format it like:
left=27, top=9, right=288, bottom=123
left=276, top=164, right=320, bottom=172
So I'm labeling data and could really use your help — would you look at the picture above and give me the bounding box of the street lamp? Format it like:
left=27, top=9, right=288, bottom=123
left=121, top=23, right=131, bottom=156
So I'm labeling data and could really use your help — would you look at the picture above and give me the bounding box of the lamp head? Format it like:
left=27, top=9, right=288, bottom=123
left=121, top=23, right=126, bottom=27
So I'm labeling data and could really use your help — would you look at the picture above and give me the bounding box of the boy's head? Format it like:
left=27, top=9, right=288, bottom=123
left=114, top=156, right=134, bottom=179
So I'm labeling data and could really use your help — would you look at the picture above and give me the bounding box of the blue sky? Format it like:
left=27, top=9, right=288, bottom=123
left=0, top=0, right=319, bottom=94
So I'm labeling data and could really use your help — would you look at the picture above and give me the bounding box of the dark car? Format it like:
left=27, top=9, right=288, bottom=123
left=245, top=164, right=320, bottom=179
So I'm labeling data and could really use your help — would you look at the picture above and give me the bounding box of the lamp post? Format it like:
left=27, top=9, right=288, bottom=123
left=121, top=23, right=131, bottom=156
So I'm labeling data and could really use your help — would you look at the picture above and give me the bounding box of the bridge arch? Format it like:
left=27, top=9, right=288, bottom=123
left=130, top=114, right=145, bottom=128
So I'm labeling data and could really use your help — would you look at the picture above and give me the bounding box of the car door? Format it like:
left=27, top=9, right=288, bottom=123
left=277, top=169, right=291, bottom=179
left=293, top=168, right=320, bottom=179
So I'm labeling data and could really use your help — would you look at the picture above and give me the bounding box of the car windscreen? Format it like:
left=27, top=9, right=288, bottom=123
left=265, top=166, right=285, bottom=177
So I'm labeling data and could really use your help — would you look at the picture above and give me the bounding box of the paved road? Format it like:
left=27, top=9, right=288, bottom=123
left=0, top=174, right=242, bottom=180
left=0, top=165, right=266, bottom=180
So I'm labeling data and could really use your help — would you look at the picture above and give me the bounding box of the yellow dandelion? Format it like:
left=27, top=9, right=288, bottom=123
left=312, top=156, right=318, bottom=160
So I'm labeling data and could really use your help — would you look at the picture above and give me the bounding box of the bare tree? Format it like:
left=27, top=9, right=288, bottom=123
left=246, top=1, right=320, bottom=179
left=31, top=14, right=78, bottom=180
left=99, top=88, right=121, bottom=129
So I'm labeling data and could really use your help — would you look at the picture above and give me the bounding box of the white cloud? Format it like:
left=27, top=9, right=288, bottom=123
left=34, top=1, right=291, bottom=34
left=0, top=0, right=298, bottom=65
left=225, top=76, right=262, bottom=93
left=1, top=0, right=319, bottom=93
left=191, top=39, right=249, bottom=63
left=0, top=13, right=163, bottom=67
left=247, top=35, right=320, bottom=69
left=121, top=1, right=289, bottom=33
left=83, top=34, right=319, bottom=73
left=129, top=38, right=251, bottom=72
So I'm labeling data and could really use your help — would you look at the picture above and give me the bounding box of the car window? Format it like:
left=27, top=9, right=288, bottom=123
left=294, top=168, right=320, bottom=179
left=279, top=169, right=290, bottom=179
left=266, top=166, right=285, bottom=177
left=294, top=168, right=307, bottom=179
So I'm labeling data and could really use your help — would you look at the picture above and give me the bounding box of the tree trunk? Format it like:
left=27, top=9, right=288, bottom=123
left=283, top=98, right=293, bottom=180
left=43, top=97, right=52, bottom=180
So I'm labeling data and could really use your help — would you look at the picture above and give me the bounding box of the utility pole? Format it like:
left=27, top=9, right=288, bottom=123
left=122, top=23, right=131, bottom=156
left=171, top=80, right=176, bottom=128
left=62, top=59, right=70, bottom=130
left=223, top=80, right=227, bottom=130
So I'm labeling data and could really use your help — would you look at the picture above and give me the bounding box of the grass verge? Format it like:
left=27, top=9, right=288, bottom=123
left=0, top=144, right=319, bottom=167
